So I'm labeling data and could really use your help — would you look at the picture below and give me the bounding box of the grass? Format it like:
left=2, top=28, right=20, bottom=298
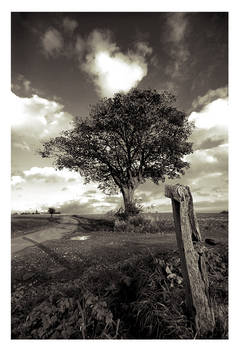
left=11, top=212, right=228, bottom=339
left=11, top=215, right=60, bottom=238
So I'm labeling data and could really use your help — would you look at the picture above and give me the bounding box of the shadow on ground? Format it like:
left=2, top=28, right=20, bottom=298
left=72, top=215, right=114, bottom=232
left=22, top=237, right=76, bottom=271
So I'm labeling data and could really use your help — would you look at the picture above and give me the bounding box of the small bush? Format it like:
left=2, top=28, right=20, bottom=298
left=114, top=214, right=164, bottom=234
left=114, top=202, right=143, bottom=220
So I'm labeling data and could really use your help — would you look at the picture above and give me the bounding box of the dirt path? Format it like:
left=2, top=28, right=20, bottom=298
left=11, top=216, right=79, bottom=256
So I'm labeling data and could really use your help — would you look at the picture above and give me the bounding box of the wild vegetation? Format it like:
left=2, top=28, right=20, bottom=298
left=11, top=212, right=228, bottom=339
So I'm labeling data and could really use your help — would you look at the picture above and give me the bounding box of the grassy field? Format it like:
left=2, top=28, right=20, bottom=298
left=11, top=212, right=228, bottom=339
left=11, top=214, right=61, bottom=238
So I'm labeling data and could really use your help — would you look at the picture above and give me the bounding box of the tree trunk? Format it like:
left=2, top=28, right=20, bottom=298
left=121, top=186, right=136, bottom=214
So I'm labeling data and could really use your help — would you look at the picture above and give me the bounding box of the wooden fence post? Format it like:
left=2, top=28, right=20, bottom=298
left=165, top=184, right=215, bottom=337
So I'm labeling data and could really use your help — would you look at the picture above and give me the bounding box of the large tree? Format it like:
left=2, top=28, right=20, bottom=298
left=40, top=89, right=194, bottom=215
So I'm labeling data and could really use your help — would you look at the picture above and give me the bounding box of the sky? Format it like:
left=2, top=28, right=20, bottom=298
left=11, top=11, right=228, bottom=213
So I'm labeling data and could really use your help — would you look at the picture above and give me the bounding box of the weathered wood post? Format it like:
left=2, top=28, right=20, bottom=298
left=165, top=184, right=215, bottom=337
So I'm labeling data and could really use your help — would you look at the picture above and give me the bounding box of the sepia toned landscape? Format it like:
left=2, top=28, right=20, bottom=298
left=11, top=211, right=228, bottom=339
left=11, top=12, right=228, bottom=339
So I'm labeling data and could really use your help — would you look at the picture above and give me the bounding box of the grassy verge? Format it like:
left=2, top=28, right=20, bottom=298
left=11, top=243, right=228, bottom=339
left=11, top=213, right=228, bottom=339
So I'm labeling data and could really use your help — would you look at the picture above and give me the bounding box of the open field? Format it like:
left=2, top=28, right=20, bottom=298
left=11, top=214, right=62, bottom=238
left=11, top=212, right=228, bottom=339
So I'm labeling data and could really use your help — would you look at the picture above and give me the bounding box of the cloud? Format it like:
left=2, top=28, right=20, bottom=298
left=57, top=197, right=118, bottom=214
left=164, top=13, right=190, bottom=79
left=189, top=96, right=228, bottom=130
left=11, top=175, right=25, bottom=187
left=42, top=28, right=64, bottom=57
left=63, top=17, right=78, bottom=33
left=22, top=167, right=82, bottom=183
left=134, top=41, right=153, bottom=57
left=39, top=24, right=153, bottom=97
left=191, top=86, right=228, bottom=112
left=75, top=34, right=86, bottom=57
left=11, top=165, right=121, bottom=213
left=198, top=137, right=225, bottom=150
left=11, top=74, right=33, bottom=96
left=11, top=92, right=74, bottom=150
left=189, top=91, right=228, bottom=153
left=11, top=75, right=51, bottom=100
left=166, top=13, right=188, bottom=43
left=81, top=29, right=153, bottom=97
left=55, top=199, right=96, bottom=214
left=186, top=94, right=228, bottom=185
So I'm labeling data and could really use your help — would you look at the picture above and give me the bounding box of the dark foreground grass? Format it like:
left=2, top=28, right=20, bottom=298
left=11, top=245, right=228, bottom=339
left=11, top=212, right=228, bottom=339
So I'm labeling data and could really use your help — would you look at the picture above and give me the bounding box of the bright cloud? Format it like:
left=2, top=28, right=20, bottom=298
left=42, top=28, right=64, bottom=57
left=82, top=30, right=152, bottom=97
left=23, top=167, right=82, bottom=183
left=189, top=97, right=228, bottom=130
left=40, top=26, right=153, bottom=97
left=11, top=166, right=103, bottom=212
left=11, top=92, right=74, bottom=148
left=91, top=51, right=145, bottom=96
left=11, top=175, right=25, bottom=186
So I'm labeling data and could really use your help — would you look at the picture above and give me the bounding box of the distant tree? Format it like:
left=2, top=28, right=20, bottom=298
left=40, top=89, right=193, bottom=216
left=48, top=207, right=56, bottom=218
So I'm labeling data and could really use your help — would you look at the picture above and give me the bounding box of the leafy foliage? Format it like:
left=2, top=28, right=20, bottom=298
left=15, top=289, right=120, bottom=339
left=40, top=89, right=193, bottom=212
left=114, top=201, right=143, bottom=220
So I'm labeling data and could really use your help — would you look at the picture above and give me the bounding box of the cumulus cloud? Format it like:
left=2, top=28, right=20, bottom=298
left=11, top=92, right=74, bottom=149
left=179, top=93, right=228, bottom=209
left=189, top=97, right=228, bottom=130
left=191, top=86, right=228, bottom=112
left=187, top=92, right=228, bottom=185
left=189, top=94, right=228, bottom=152
left=42, top=28, right=64, bottom=57
left=39, top=24, right=153, bottom=97
left=82, top=30, right=152, bottom=97
left=11, top=175, right=25, bottom=187
left=63, top=17, right=78, bottom=33
left=22, top=167, right=82, bottom=183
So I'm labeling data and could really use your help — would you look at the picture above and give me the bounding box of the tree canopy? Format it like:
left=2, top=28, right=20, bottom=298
left=40, top=89, right=194, bottom=214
